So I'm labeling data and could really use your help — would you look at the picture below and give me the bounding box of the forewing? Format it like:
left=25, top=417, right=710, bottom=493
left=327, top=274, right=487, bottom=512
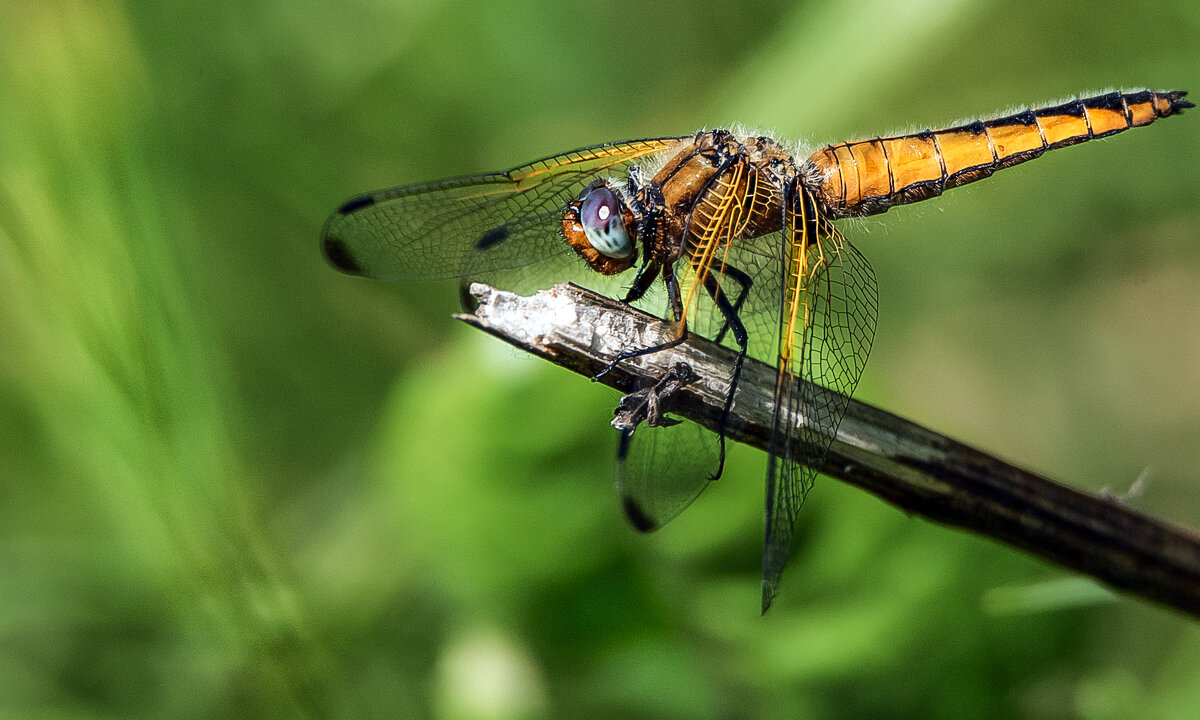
left=322, top=137, right=688, bottom=288
left=762, top=196, right=878, bottom=612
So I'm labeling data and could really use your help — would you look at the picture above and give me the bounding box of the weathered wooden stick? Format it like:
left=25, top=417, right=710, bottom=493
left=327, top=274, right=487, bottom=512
left=456, top=282, right=1200, bottom=619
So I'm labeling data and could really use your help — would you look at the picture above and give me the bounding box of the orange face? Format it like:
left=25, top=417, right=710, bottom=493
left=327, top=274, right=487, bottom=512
left=561, top=180, right=639, bottom=276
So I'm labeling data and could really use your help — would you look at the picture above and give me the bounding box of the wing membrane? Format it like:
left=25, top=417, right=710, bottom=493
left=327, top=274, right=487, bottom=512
left=762, top=189, right=878, bottom=612
left=616, top=420, right=718, bottom=532
left=322, top=137, right=688, bottom=287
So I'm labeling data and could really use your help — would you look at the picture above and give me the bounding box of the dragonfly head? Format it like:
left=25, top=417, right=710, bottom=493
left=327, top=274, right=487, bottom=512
left=562, top=180, right=637, bottom=275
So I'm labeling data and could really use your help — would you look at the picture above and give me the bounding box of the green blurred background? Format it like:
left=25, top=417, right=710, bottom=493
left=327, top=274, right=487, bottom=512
left=2, top=0, right=1198, bottom=717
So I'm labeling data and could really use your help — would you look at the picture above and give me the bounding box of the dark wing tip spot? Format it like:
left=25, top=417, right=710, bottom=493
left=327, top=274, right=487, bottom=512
left=475, top=225, right=508, bottom=250
left=621, top=495, right=659, bottom=533
left=322, top=235, right=365, bottom=275
left=337, top=194, right=376, bottom=215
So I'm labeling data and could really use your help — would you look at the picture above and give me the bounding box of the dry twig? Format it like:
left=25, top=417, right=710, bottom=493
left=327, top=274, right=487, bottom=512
left=456, top=282, right=1200, bottom=619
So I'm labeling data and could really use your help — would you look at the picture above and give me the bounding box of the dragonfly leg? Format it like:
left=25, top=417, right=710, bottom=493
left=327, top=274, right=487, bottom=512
left=622, top=259, right=661, bottom=305
left=591, top=332, right=689, bottom=380
left=700, top=268, right=749, bottom=482
left=713, top=263, right=752, bottom=345
left=661, top=263, right=685, bottom=322
left=596, top=262, right=686, bottom=380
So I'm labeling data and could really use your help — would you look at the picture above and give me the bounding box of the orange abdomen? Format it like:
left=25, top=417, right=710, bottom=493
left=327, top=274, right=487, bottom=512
left=806, top=90, right=1192, bottom=218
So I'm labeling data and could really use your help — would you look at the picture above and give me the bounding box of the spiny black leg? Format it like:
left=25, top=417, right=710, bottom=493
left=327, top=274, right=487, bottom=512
left=662, top=263, right=684, bottom=323
left=701, top=270, right=750, bottom=482
left=713, top=263, right=752, bottom=345
left=623, top=260, right=660, bottom=305
left=592, top=332, right=689, bottom=380
left=598, top=261, right=686, bottom=381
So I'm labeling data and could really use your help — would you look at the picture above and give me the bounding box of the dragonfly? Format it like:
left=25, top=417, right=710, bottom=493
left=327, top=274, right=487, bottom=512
left=323, top=89, right=1191, bottom=611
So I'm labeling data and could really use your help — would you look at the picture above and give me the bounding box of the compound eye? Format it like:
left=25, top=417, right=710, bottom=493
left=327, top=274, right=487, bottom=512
left=579, top=185, right=634, bottom=259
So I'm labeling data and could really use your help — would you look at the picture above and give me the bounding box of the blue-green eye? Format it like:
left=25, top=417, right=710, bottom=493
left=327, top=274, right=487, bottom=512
left=580, top=185, right=634, bottom=259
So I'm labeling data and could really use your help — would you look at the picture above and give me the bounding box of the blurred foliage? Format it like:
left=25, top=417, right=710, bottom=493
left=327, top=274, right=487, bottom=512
left=1, top=0, right=1199, bottom=718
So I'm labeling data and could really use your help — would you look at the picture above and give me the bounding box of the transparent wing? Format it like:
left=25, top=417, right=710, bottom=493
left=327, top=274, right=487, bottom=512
left=616, top=420, right=718, bottom=532
left=321, top=137, right=688, bottom=290
left=762, top=190, right=878, bottom=612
